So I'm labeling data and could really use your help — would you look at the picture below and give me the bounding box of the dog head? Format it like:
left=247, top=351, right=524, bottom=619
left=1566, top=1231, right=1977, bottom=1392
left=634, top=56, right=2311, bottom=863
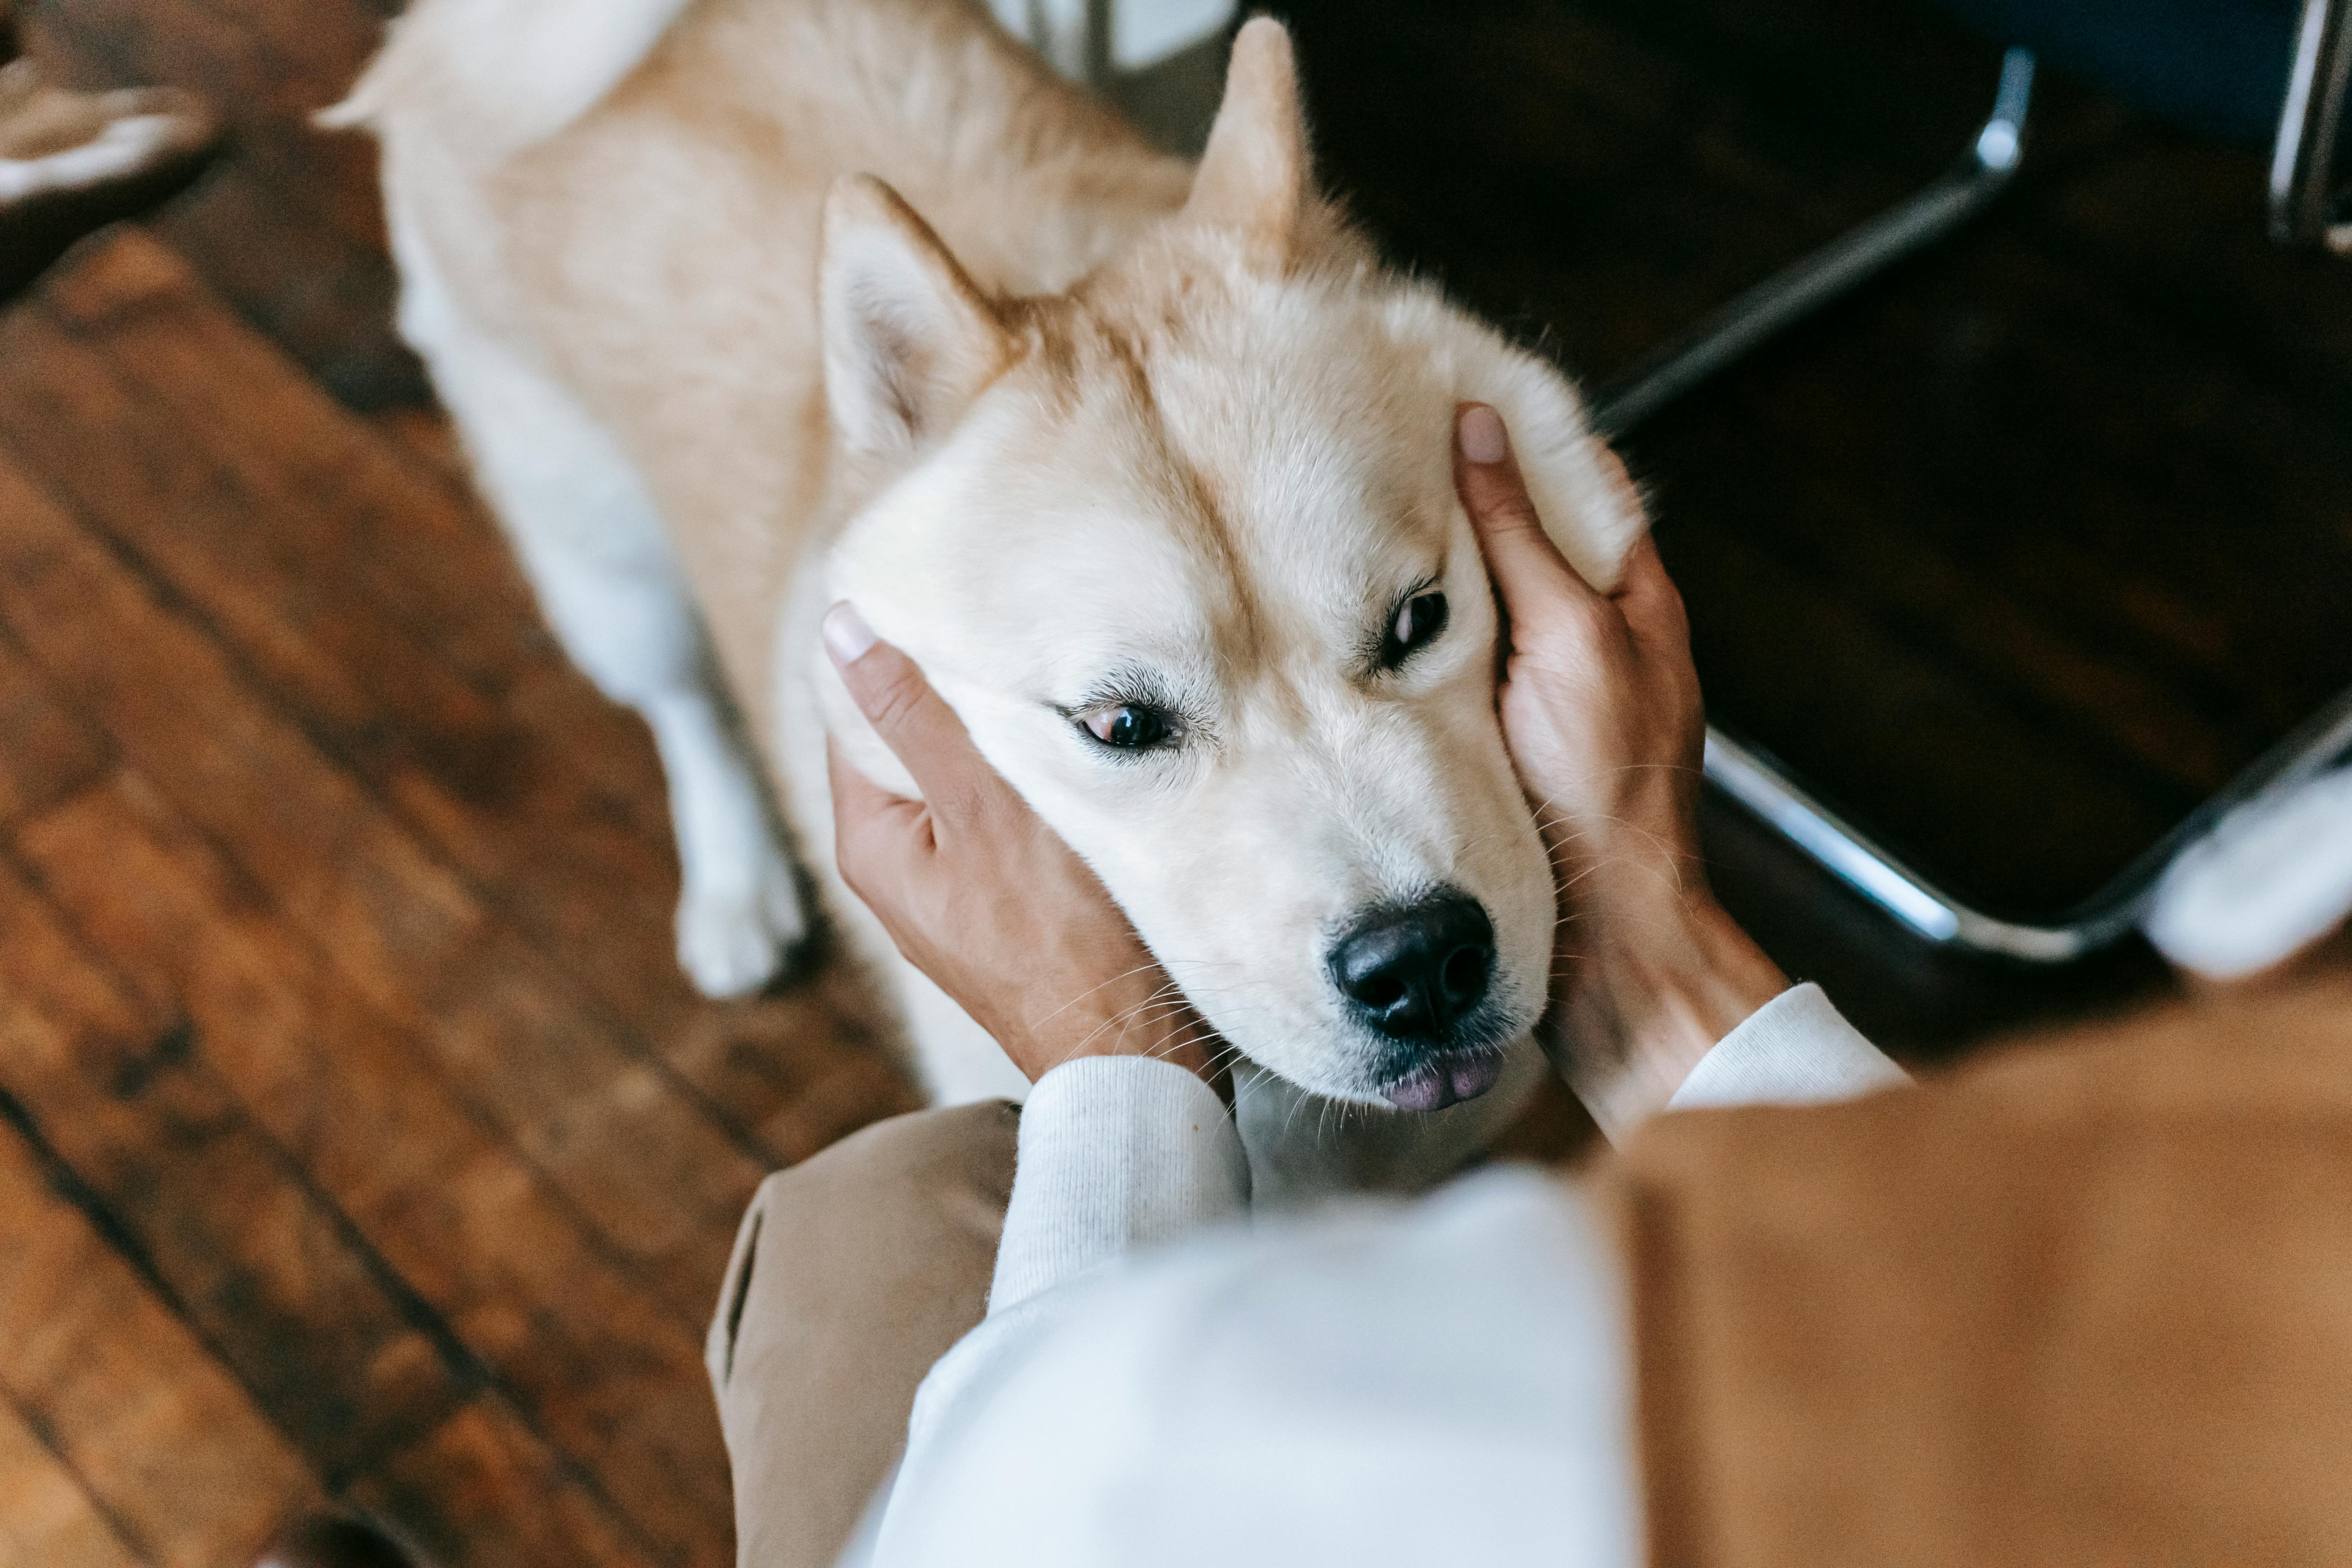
left=818, top=20, right=1644, bottom=1107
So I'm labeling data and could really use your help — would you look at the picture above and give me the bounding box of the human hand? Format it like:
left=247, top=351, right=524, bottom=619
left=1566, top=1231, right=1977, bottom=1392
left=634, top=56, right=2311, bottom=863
left=1454, top=403, right=1786, bottom=1136
left=823, top=605, right=1227, bottom=1093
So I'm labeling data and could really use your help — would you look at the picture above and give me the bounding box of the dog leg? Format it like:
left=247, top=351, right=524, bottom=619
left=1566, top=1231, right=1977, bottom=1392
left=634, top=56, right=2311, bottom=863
left=472, top=414, right=808, bottom=999
left=472, top=425, right=809, bottom=998
left=641, top=685, right=809, bottom=998
left=390, top=209, right=806, bottom=996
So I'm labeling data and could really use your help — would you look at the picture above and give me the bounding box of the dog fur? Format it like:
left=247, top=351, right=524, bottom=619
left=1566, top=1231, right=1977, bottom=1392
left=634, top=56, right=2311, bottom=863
left=332, top=0, right=1644, bottom=1200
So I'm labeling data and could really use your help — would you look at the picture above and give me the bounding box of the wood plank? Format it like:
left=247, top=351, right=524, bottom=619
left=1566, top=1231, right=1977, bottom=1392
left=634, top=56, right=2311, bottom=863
left=0, top=1397, right=147, bottom=1568
left=1732, top=238, right=2352, bottom=752
left=373, top=405, right=476, bottom=491
left=191, top=0, right=396, bottom=123
left=655, top=974, right=921, bottom=1164
left=8, top=236, right=761, bottom=1115
left=1655, top=372, right=2238, bottom=801
left=0, top=847, right=468, bottom=1479
left=34, top=232, right=539, bottom=691
left=19, top=770, right=739, bottom=1565
left=1283, top=0, right=1958, bottom=387
left=35, top=232, right=917, bottom=1142
left=0, top=299, right=505, bottom=786
left=1297, top=0, right=2328, bottom=797
left=1286, top=0, right=2352, bottom=924
left=347, top=1399, right=658, bottom=1568
left=32, top=232, right=676, bottom=898
left=37, top=0, right=388, bottom=255
left=24, top=290, right=687, bottom=985
left=149, top=164, right=422, bottom=411
left=0, top=449, right=764, bottom=1320
left=2014, top=136, right=2352, bottom=421
left=0, top=1099, right=320, bottom=1568
left=0, top=623, right=110, bottom=826
left=22, top=6, right=422, bottom=409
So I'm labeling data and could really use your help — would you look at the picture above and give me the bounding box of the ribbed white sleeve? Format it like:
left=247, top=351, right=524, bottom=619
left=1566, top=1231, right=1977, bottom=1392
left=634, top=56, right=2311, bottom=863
left=988, top=1057, right=1250, bottom=1314
left=1666, top=981, right=1908, bottom=1112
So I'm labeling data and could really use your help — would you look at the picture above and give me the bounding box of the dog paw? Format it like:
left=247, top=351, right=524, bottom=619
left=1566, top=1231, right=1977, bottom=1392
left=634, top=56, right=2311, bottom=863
left=676, top=862, right=810, bottom=999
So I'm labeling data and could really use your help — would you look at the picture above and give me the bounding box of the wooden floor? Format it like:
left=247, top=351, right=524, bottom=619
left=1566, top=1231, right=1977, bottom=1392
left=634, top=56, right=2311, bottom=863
left=3, top=0, right=2348, bottom=1563
left=4, top=5, right=922, bottom=1563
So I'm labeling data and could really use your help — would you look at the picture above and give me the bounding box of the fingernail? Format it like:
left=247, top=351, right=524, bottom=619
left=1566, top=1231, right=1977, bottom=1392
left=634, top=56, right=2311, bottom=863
left=822, top=601, right=878, bottom=665
left=1458, top=403, right=1510, bottom=466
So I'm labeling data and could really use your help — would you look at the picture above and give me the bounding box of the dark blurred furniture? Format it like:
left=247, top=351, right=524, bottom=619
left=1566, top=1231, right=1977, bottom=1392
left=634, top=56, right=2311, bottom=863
left=2271, top=0, right=2352, bottom=245
left=1276, top=0, right=2352, bottom=1046
left=1565, top=0, right=2352, bottom=959
left=1936, top=0, right=2351, bottom=245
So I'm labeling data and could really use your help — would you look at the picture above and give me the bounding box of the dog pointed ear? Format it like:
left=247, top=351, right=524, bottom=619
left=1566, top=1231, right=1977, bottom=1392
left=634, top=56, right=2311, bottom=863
left=1180, top=17, right=1308, bottom=270
left=821, top=174, right=1013, bottom=456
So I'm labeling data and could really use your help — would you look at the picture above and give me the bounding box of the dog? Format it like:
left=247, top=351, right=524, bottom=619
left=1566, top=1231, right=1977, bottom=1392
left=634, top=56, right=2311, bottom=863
left=328, top=0, right=1644, bottom=1200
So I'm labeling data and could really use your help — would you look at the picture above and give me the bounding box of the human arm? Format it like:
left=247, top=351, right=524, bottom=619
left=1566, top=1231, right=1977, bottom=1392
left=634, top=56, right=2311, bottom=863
left=824, top=606, right=1248, bottom=1310
left=1452, top=404, right=1904, bottom=1137
left=824, top=603, right=1224, bottom=1087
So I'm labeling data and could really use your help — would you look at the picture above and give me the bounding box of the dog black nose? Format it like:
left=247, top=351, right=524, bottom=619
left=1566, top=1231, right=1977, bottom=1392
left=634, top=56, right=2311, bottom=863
left=1329, top=892, right=1495, bottom=1042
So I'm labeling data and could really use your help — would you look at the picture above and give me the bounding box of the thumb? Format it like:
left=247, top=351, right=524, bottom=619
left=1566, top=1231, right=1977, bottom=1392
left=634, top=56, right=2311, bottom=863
left=823, top=602, right=993, bottom=816
left=1454, top=403, right=1602, bottom=631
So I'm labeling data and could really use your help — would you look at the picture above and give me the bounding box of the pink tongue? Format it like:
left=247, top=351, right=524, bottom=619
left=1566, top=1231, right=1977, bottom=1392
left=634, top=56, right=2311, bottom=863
left=1382, top=1051, right=1505, bottom=1112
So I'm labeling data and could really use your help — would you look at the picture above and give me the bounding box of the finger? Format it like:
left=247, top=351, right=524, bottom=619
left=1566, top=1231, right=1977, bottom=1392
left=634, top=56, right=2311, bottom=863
left=824, top=602, right=998, bottom=818
left=1453, top=403, right=1601, bottom=631
left=1610, top=532, right=1692, bottom=659
left=826, top=738, right=933, bottom=900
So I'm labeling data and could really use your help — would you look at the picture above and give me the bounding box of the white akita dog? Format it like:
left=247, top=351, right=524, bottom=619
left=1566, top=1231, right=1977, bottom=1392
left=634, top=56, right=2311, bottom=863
left=329, top=0, right=1644, bottom=1199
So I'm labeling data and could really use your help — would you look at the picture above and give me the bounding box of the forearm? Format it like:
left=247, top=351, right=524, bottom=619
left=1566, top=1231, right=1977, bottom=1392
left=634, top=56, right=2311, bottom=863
left=1551, top=888, right=1788, bottom=1138
left=1550, top=886, right=1903, bottom=1137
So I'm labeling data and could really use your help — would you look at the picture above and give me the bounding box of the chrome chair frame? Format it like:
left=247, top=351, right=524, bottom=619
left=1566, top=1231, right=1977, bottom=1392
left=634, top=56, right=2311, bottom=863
left=2270, top=0, right=2352, bottom=247
left=1596, top=44, right=2352, bottom=960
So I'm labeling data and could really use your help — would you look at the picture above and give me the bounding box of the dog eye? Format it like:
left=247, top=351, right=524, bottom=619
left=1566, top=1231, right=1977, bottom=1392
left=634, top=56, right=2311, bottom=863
left=1381, top=590, right=1449, bottom=668
left=1080, top=704, right=1174, bottom=751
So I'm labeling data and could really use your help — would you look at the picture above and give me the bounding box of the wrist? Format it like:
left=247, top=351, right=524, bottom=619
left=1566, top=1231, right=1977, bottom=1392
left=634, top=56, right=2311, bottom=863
left=1047, top=995, right=1232, bottom=1106
left=1547, top=885, right=1785, bottom=1138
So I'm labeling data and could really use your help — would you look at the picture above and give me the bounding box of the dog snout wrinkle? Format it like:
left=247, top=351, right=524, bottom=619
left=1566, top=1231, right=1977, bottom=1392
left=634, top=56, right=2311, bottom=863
left=1329, top=891, right=1495, bottom=1044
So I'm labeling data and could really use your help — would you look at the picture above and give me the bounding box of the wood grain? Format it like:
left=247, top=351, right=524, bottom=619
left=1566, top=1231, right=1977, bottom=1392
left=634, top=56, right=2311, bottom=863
left=0, top=1397, right=146, bottom=1568
left=0, top=445, right=770, bottom=1315
left=34, top=233, right=916, bottom=1151
left=0, top=1093, right=322, bottom=1566
left=0, top=849, right=466, bottom=1477
left=25, top=0, right=421, bottom=407
left=18, top=773, right=739, bottom=1565
left=0, top=624, right=109, bottom=826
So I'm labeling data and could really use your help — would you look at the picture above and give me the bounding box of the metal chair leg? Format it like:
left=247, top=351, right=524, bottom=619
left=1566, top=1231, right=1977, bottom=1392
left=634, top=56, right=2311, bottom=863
left=1591, top=48, right=2036, bottom=436
left=1592, top=42, right=2352, bottom=961
left=2268, top=0, right=2352, bottom=248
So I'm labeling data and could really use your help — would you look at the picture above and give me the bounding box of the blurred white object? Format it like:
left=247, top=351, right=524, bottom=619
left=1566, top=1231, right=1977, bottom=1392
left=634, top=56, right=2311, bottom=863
left=2145, top=765, right=2352, bottom=979
left=989, top=0, right=1235, bottom=80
